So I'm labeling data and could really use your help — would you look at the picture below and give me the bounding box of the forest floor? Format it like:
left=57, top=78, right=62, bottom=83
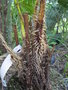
left=50, top=44, right=68, bottom=90
left=0, top=44, right=68, bottom=90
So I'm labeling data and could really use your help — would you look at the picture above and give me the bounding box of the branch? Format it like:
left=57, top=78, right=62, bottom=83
left=0, top=33, right=22, bottom=69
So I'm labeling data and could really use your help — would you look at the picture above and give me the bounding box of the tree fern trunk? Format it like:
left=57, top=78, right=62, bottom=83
left=17, top=0, right=51, bottom=90
left=7, top=0, right=51, bottom=90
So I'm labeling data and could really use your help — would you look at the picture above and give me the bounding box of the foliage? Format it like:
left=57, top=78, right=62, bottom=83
left=46, top=0, right=68, bottom=49
left=58, top=0, right=68, bottom=8
left=46, top=0, right=63, bottom=31
left=10, top=0, right=36, bottom=45
left=46, top=31, right=62, bottom=49
left=13, top=0, right=36, bottom=15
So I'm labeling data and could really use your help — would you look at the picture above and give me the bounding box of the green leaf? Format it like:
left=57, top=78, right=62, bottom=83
left=58, top=0, right=68, bottom=8
left=64, top=62, right=68, bottom=73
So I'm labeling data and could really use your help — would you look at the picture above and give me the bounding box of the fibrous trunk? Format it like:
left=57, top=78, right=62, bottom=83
left=0, top=0, right=51, bottom=90
left=17, top=0, right=51, bottom=90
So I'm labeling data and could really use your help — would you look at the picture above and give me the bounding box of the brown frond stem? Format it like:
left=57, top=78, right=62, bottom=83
left=13, top=25, right=19, bottom=46
left=33, top=0, right=39, bottom=25
left=33, top=0, right=45, bottom=43
left=23, top=14, right=30, bottom=52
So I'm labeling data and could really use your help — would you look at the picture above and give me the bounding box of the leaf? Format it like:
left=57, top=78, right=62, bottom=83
left=64, top=62, right=68, bottom=73
left=58, top=0, right=68, bottom=8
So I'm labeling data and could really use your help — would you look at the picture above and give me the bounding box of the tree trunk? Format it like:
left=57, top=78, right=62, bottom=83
left=0, top=0, right=52, bottom=90
left=0, top=0, right=6, bottom=54
left=15, top=0, right=51, bottom=90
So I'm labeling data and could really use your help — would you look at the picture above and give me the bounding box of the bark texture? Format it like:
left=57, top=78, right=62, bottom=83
left=17, top=0, right=51, bottom=90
